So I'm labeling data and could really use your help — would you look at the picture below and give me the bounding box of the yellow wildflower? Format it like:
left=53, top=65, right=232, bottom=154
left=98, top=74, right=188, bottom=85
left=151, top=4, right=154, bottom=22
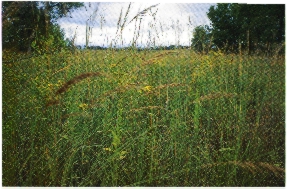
left=79, top=103, right=88, bottom=110
left=119, top=151, right=128, bottom=160
left=110, top=64, right=117, bottom=68
left=103, top=148, right=112, bottom=152
left=142, top=85, right=152, bottom=92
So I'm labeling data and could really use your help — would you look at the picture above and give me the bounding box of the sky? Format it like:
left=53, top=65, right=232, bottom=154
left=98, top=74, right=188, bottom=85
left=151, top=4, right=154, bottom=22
left=57, top=2, right=216, bottom=48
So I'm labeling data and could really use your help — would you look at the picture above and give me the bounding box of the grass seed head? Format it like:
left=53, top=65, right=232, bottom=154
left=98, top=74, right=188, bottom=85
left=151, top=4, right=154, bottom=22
left=55, top=72, right=102, bottom=95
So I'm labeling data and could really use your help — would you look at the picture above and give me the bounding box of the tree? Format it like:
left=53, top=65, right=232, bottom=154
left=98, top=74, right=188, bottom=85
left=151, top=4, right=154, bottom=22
left=207, top=4, right=241, bottom=53
left=2, top=1, right=83, bottom=53
left=191, top=25, right=213, bottom=54
left=207, top=4, right=285, bottom=55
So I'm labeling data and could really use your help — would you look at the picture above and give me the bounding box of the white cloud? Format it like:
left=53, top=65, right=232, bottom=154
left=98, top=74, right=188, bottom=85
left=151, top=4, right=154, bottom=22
left=57, top=2, right=215, bottom=47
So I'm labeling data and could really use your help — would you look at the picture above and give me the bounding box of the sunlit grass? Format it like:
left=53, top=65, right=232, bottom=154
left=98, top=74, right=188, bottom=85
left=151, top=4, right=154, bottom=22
left=2, top=49, right=285, bottom=186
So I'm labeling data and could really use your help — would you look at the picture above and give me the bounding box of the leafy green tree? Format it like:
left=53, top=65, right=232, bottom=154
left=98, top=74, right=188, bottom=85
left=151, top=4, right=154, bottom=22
left=207, top=3, right=285, bottom=54
left=191, top=25, right=212, bottom=54
left=207, top=4, right=242, bottom=53
left=2, top=1, right=83, bottom=53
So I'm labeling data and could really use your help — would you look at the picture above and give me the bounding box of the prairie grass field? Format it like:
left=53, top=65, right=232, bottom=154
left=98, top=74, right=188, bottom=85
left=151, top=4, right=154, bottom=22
left=2, top=49, right=285, bottom=186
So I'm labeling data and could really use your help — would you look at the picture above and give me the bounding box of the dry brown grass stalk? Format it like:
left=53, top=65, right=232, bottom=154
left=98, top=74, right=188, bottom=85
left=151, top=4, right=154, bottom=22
left=45, top=99, right=60, bottom=107
left=201, top=161, right=285, bottom=178
left=127, top=3, right=159, bottom=25
left=141, top=51, right=178, bottom=66
left=116, top=7, right=123, bottom=35
left=115, top=3, right=131, bottom=41
left=257, top=162, right=285, bottom=178
left=114, top=56, right=129, bottom=66
left=55, top=72, right=102, bottom=95
left=130, top=51, right=178, bottom=74
left=51, top=65, right=71, bottom=76
left=121, top=3, right=132, bottom=31
left=134, top=52, right=146, bottom=61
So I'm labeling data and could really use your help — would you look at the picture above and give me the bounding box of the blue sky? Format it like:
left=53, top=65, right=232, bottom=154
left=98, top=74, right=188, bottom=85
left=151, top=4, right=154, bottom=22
left=57, top=2, right=216, bottom=48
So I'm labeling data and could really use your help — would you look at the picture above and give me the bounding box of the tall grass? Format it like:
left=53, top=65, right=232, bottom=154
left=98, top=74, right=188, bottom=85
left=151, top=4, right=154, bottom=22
left=2, top=48, right=285, bottom=186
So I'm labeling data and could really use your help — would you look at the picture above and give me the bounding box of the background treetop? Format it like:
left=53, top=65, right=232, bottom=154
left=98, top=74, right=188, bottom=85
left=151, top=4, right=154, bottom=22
left=2, top=1, right=84, bottom=53
left=193, top=3, right=285, bottom=55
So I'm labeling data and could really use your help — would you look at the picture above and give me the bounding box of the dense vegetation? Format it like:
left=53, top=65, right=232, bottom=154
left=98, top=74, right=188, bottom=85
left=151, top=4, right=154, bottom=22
left=192, top=4, right=285, bottom=55
left=2, top=49, right=285, bottom=186
left=2, top=2, right=83, bottom=53
left=2, top=2, right=285, bottom=187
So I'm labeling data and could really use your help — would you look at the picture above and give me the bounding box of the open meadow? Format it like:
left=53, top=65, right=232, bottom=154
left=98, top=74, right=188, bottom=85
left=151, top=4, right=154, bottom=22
left=2, top=49, right=285, bottom=186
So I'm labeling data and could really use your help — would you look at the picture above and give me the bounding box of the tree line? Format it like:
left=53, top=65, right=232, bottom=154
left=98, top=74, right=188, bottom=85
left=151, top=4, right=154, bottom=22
left=192, top=4, right=285, bottom=56
left=2, top=2, right=83, bottom=53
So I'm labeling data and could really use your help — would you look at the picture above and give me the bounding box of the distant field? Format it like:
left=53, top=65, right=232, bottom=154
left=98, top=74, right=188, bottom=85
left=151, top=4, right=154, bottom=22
left=2, top=49, right=285, bottom=186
